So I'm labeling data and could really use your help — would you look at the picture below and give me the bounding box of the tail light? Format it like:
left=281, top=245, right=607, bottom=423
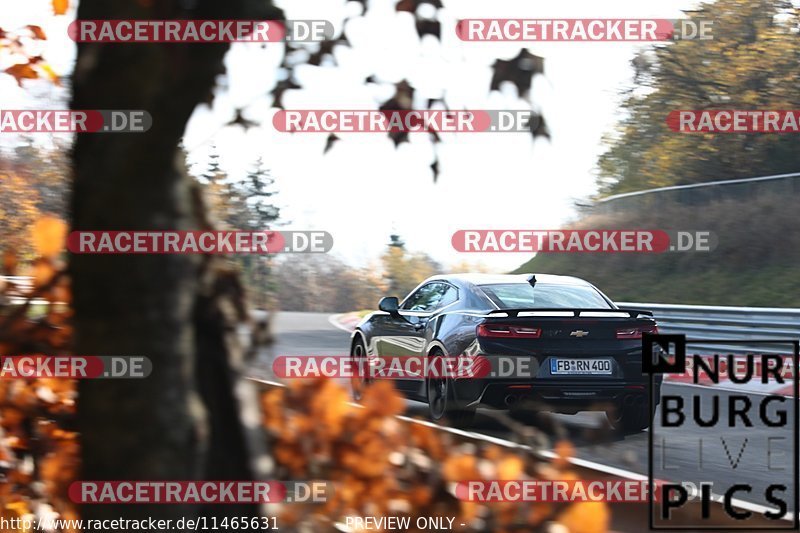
left=477, top=324, right=542, bottom=338
left=616, top=324, right=659, bottom=339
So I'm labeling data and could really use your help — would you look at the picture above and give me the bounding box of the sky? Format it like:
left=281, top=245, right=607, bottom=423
left=1, top=0, right=700, bottom=271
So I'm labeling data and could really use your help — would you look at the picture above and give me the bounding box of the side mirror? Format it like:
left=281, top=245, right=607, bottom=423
left=378, top=296, right=400, bottom=315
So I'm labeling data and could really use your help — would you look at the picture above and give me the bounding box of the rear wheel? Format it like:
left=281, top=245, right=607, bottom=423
left=426, top=350, right=476, bottom=428
left=607, top=397, right=654, bottom=433
left=350, top=337, right=370, bottom=401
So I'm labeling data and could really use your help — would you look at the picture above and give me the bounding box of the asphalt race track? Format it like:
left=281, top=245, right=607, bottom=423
left=248, top=311, right=797, bottom=514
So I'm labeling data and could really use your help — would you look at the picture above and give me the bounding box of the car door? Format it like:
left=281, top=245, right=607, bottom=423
left=380, top=283, right=442, bottom=358
left=388, top=282, right=457, bottom=390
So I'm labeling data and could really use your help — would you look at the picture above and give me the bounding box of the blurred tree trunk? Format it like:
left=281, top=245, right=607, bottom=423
left=70, top=0, right=280, bottom=523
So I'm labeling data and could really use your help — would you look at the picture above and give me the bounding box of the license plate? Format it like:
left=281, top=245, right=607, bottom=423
left=550, top=358, right=612, bottom=375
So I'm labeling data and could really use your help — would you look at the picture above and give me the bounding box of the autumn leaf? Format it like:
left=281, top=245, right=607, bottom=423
left=553, top=439, right=575, bottom=468
left=360, top=379, right=405, bottom=417
left=557, top=501, right=610, bottom=533
left=32, top=216, right=67, bottom=259
left=26, top=25, right=47, bottom=40
left=497, top=454, right=524, bottom=480
left=5, top=63, right=38, bottom=86
left=37, top=63, right=60, bottom=85
left=442, top=454, right=478, bottom=482
left=52, top=0, right=68, bottom=15
left=2, top=251, right=17, bottom=276
left=490, top=49, right=544, bottom=101
left=323, top=133, right=339, bottom=154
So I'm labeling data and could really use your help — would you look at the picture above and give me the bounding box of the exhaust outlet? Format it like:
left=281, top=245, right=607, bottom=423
left=623, top=395, right=635, bottom=407
left=504, top=395, right=518, bottom=406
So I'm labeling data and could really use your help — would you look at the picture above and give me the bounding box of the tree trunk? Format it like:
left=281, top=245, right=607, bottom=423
left=71, top=0, right=280, bottom=523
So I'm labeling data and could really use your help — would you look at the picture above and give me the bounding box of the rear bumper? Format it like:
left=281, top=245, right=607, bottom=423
left=455, top=378, right=662, bottom=412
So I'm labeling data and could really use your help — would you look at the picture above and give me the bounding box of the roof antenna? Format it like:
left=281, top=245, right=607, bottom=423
left=527, top=274, right=536, bottom=286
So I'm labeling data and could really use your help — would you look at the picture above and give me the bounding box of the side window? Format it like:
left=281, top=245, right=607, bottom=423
left=402, top=283, right=447, bottom=312
left=438, top=285, right=458, bottom=309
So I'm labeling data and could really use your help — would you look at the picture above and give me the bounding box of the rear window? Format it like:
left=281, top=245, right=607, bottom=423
left=479, top=283, right=611, bottom=309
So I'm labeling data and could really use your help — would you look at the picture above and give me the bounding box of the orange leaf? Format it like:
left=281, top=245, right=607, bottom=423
left=497, top=454, right=524, bottom=480
left=32, top=216, right=67, bottom=259
left=27, top=25, right=47, bottom=40
left=5, top=63, right=38, bottom=87
left=52, top=0, right=69, bottom=15
left=37, top=63, right=60, bottom=85
left=31, top=259, right=56, bottom=288
left=557, top=501, right=610, bottom=533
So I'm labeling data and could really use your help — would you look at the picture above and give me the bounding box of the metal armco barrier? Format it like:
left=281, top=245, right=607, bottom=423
left=620, top=302, right=800, bottom=355
left=592, top=171, right=800, bottom=214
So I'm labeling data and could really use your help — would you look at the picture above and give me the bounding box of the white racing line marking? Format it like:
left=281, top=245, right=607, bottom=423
left=246, top=376, right=791, bottom=520
left=328, top=313, right=357, bottom=333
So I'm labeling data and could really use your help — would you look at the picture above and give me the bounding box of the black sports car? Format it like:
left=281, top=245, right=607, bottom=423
left=350, top=273, right=662, bottom=431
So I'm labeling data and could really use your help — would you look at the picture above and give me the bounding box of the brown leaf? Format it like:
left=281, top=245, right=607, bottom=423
left=5, top=63, right=38, bottom=86
left=2, top=250, right=17, bottom=276
left=324, top=133, right=339, bottom=154
left=32, top=216, right=67, bottom=259
left=490, top=49, right=545, bottom=101
left=27, top=25, right=47, bottom=40
left=52, top=0, right=69, bottom=15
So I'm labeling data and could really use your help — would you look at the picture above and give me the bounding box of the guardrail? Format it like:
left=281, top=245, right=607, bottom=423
left=3, top=275, right=798, bottom=354
left=620, top=302, right=800, bottom=355
left=592, top=171, right=800, bottom=213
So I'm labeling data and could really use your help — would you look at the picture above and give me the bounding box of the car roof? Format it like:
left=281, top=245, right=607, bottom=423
left=431, top=273, right=592, bottom=287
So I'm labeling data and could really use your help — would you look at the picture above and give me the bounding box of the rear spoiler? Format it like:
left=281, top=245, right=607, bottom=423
left=487, top=307, right=654, bottom=318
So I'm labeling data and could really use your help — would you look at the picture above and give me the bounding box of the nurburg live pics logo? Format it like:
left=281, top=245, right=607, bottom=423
left=643, top=333, right=799, bottom=530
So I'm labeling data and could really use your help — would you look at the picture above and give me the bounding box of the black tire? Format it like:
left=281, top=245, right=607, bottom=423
left=426, top=350, right=476, bottom=428
left=349, top=337, right=370, bottom=401
left=607, top=398, right=654, bottom=433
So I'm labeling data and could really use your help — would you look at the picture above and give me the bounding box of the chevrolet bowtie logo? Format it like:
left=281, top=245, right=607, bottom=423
left=570, top=330, right=589, bottom=337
